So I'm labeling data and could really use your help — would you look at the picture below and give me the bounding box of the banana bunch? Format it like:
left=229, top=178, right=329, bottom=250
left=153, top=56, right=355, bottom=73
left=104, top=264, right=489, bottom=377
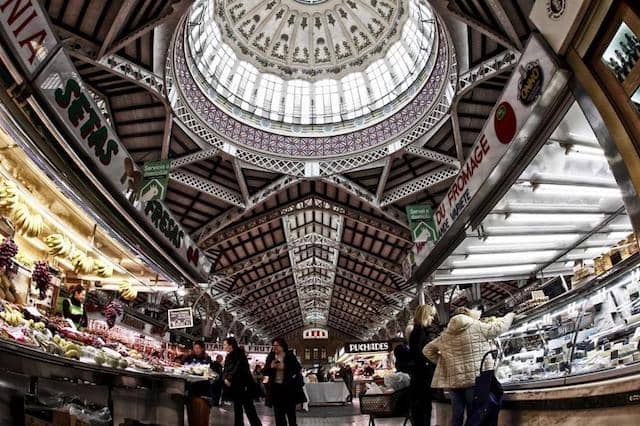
left=10, top=202, right=44, bottom=237
left=94, top=259, right=113, bottom=278
left=119, top=281, right=138, bottom=301
left=45, top=234, right=74, bottom=257
left=70, top=248, right=90, bottom=274
left=75, top=254, right=94, bottom=274
left=52, top=334, right=80, bottom=359
left=0, top=180, right=18, bottom=211
left=0, top=305, right=24, bottom=326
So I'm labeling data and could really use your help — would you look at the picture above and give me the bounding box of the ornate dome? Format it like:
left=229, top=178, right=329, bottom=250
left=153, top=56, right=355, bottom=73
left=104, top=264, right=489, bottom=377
left=212, top=0, right=408, bottom=81
left=167, top=0, right=456, bottom=169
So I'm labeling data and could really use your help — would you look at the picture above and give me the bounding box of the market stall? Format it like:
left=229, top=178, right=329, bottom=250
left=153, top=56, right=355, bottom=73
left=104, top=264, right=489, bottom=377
left=0, top=111, right=213, bottom=424
left=335, top=340, right=394, bottom=396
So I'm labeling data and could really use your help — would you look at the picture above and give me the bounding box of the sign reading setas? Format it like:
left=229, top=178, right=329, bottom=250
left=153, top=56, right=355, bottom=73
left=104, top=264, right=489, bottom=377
left=434, top=35, right=558, bottom=235
left=345, top=341, right=390, bottom=353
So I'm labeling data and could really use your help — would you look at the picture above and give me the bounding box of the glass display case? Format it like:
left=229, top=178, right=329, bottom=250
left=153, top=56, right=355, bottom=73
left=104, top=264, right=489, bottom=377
left=496, top=255, right=640, bottom=388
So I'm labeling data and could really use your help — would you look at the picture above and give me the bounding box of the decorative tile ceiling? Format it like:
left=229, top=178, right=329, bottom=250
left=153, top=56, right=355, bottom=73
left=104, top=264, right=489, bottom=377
left=214, top=0, right=407, bottom=80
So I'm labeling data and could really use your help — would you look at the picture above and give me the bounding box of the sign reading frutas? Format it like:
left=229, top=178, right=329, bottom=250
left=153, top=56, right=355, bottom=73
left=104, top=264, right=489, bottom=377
left=0, top=0, right=58, bottom=77
left=406, top=205, right=439, bottom=266
left=139, top=160, right=170, bottom=202
left=168, top=307, right=193, bottom=329
left=345, top=341, right=390, bottom=353
left=434, top=35, right=558, bottom=236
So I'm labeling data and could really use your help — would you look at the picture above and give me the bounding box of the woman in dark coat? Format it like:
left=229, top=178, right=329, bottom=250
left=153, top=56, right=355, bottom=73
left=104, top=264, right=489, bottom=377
left=408, top=304, right=439, bottom=426
left=222, top=337, right=261, bottom=426
left=263, top=337, right=306, bottom=426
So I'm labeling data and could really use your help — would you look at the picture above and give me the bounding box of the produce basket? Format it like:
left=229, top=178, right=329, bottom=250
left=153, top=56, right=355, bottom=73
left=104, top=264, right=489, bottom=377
left=359, top=387, right=410, bottom=426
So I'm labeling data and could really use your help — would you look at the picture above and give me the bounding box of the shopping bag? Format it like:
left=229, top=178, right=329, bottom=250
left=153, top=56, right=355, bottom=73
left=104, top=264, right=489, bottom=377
left=465, top=350, right=503, bottom=426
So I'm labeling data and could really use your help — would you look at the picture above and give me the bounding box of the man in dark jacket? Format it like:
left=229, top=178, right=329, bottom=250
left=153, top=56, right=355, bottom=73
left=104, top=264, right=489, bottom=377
left=223, top=337, right=261, bottom=426
left=211, top=354, right=224, bottom=406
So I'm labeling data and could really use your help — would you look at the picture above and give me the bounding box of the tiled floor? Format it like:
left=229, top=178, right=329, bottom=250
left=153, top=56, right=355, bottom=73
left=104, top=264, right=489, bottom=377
left=209, top=400, right=409, bottom=425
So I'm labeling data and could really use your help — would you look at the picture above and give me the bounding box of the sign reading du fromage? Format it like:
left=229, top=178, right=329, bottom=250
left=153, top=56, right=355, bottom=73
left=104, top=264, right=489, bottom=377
left=345, top=341, right=390, bottom=354
left=434, top=34, right=561, bottom=236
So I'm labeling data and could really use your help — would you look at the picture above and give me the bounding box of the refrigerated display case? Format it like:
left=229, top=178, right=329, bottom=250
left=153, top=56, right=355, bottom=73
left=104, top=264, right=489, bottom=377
left=496, top=254, right=640, bottom=389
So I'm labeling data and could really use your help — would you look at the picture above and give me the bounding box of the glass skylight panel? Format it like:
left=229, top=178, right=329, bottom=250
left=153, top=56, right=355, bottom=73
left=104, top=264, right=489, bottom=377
left=186, top=0, right=441, bottom=131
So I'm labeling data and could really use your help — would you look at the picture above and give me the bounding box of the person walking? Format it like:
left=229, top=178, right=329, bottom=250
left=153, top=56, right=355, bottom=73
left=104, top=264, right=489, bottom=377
left=408, top=304, right=440, bottom=426
left=424, top=307, right=515, bottom=426
left=340, top=364, right=354, bottom=402
left=211, top=354, right=224, bottom=406
left=263, top=337, right=307, bottom=426
left=182, top=341, right=214, bottom=426
left=222, top=337, right=262, bottom=426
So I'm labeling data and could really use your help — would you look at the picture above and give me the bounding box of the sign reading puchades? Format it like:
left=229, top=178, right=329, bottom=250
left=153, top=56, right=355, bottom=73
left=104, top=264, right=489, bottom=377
left=167, top=307, right=193, bottom=329
left=344, top=341, right=390, bottom=354
left=303, top=328, right=328, bottom=339
left=434, top=34, right=561, bottom=237
left=0, top=0, right=211, bottom=281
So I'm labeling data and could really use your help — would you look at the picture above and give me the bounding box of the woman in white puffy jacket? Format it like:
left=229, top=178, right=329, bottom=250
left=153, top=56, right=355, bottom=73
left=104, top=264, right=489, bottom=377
left=423, top=307, right=514, bottom=426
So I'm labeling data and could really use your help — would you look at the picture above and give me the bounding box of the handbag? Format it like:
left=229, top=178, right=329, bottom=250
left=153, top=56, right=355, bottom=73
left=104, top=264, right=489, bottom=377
left=465, top=350, right=504, bottom=426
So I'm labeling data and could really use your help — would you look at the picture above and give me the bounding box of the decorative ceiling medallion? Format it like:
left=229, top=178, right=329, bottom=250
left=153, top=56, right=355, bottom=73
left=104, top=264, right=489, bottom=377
left=216, top=0, right=407, bottom=81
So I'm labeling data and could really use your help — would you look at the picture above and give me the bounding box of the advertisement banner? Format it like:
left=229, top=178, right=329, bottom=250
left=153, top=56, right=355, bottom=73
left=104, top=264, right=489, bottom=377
left=32, top=50, right=211, bottom=279
left=434, top=34, right=560, bottom=237
left=168, top=307, right=194, bottom=329
left=0, top=0, right=58, bottom=78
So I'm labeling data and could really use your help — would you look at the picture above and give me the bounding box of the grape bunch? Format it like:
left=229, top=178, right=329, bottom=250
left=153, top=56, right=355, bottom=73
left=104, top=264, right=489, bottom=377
left=104, top=300, right=123, bottom=328
left=0, top=238, right=18, bottom=270
left=32, top=261, right=52, bottom=300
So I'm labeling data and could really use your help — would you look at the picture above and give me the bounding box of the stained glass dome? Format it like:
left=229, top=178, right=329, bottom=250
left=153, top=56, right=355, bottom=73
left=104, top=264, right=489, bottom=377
left=167, top=0, right=456, bottom=165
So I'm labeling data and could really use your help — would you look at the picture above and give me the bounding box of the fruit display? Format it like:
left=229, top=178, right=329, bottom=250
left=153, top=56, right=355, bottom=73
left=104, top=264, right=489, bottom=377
left=0, top=180, right=18, bottom=212
left=45, top=234, right=74, bottom=257
left=0, top=273, right=21, bottom=303
left=94, top=258, right=113, bottom=278
left=11, top=201, right=45, bottom=238
left=0, top=303, right=24, bottom=326
left=118, top=281, right=138, bottom=302
left=0, top=237, right=18, bottom=270
left=32, top=261, right=52, bottom=300
left=104, top=300, right=123, bottom=328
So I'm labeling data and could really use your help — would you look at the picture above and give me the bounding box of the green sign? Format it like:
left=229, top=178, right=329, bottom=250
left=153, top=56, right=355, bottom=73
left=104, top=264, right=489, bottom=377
left=406, top=205, right=439, bottom=243
left=139, top=160, right=170, bottom=201
left=143, top=160, right=171, bottom=177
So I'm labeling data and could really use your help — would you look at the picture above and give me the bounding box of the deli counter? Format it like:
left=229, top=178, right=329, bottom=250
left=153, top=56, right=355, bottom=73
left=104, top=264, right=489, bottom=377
left=496, top=254, right=640, bottom=389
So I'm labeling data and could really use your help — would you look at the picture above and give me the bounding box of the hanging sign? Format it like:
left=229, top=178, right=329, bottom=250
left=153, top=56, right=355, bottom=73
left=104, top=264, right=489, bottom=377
left=139, top=160, right=170, bottom=202
left=434, top=34, right=561, bottom=237
left=168, top=307, right=194, bottom=329
left=406, top=205, right=439, bottom=266
left=303, top=327, right=329, bottom=339
left=345, top=341, right=390, bottom=354
left=529, top=0, right=590, bottom=54
left=0, top=0, right=58, bottom=78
